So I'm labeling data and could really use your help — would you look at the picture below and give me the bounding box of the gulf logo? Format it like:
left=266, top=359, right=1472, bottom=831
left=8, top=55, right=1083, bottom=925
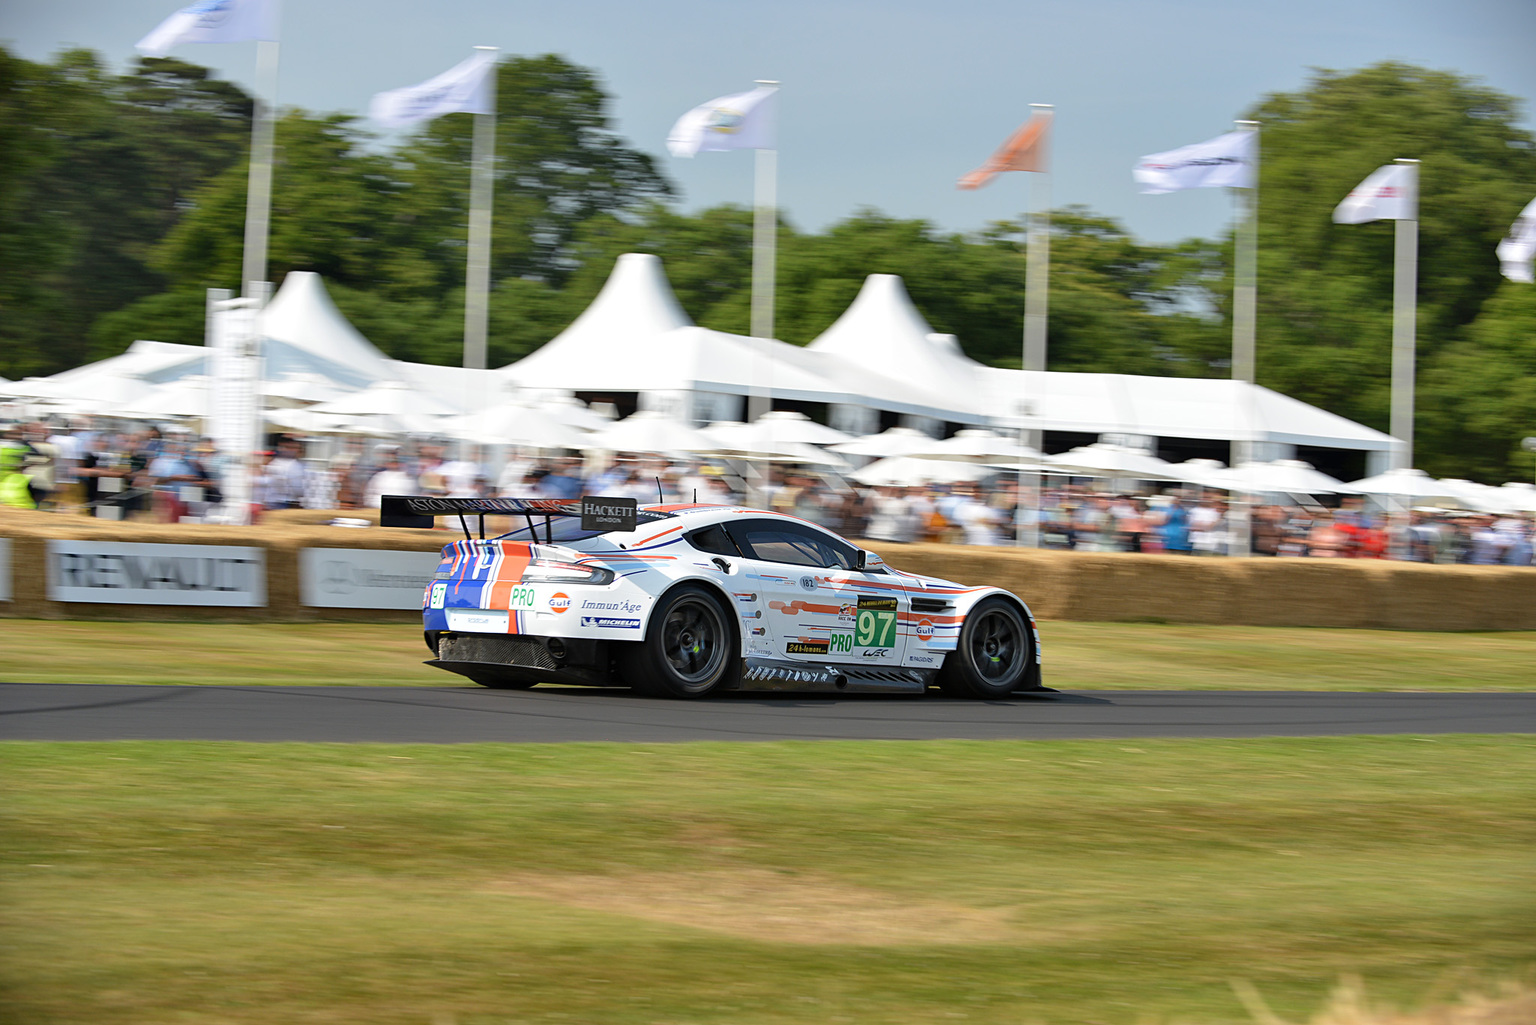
left=548, top=592, right=572, bottom=614
left=916, top=619, right=935, bottom=639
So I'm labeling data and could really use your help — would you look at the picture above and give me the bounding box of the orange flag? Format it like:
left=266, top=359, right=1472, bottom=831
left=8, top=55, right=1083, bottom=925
left=958, top=110, right=1052, bottom=190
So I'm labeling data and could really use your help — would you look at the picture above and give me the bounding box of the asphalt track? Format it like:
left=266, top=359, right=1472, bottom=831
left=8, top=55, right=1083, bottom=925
left=3, top=683, right=1535, bottom=742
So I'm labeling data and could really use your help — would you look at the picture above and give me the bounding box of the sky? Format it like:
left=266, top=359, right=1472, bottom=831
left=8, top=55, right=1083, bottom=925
left=5, top=0, right=1534, bottom=246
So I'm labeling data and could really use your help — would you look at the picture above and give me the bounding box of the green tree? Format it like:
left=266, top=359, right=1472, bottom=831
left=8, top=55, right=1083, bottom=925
left=1419, top=282, right=1536, bottom=482
left=394, top=54, right=674, bottom=287
left=1246, top=62, right=1536, bottom=438
left=0, top=47, right=251, bottom=374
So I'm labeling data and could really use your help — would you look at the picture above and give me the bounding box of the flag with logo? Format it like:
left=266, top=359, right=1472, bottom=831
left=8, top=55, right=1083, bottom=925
left=1134, top=130, right=1255, bottom=193
left=1496, top=196, right=1536, bottom=283
left=958, top=110, right=1051, bottom=190
left=1333, top=164, right=1417, bottom=223
left=370, top=49, right=498, bottom=129
left=136, top=0, right=278, bottom=57
left=667, top=85, right=776, bottom=157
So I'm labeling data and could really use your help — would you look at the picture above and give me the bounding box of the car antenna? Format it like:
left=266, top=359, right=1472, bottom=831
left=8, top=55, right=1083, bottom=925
left=655, top=477, right=663, bottom=503
left=693, top=487, right=698, bottom=503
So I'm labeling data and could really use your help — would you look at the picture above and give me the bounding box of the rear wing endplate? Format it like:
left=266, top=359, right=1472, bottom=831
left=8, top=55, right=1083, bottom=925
left=381, top=495, right=659, bottom=541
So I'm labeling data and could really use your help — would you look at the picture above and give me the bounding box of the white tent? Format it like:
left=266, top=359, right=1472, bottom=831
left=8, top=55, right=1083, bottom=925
left=974, top=369, right=1396, bottom=455
left=260, top=271, right=405, bottom=392
left=807, top=275, right=983, bottom=399
left=499, top=253, right=692, bottom=393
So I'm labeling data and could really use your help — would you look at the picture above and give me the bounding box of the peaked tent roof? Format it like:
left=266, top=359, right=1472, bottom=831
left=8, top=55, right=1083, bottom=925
left=806, top=274, right=984, bottom=396
left=500, top=253, right=693, bottom=389
left=260, top=271, right=404, bottom=391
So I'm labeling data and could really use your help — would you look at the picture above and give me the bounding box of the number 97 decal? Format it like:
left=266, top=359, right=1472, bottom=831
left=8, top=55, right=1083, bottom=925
left=856, top=609, right=896, bottom=648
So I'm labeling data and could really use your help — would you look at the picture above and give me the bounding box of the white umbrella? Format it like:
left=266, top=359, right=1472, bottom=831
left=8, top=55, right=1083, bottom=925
left=440, top=404, right=588, bottom=450
left=851, top=456, right=991, bottom=487
left=1347, top=467, right=1463, bottom=503
left=1164, top=458, right=1233, bottom=490
left=828, top=426, right=935, bottom=458
left=119, top=375, right=212, bottom=420
left=909, top=429, right=1043, bottom=464
left=1213, top=459, right=1356, bottom=496
left=538, top=395, right=616, bottom=431
left=749, top=410, right=855, bottom=447
left=582, top=410, right=719, bottom=455
left=7, top=372, right=151, bottom=415
left=1492, top=482, right=1536, bottom=514
left=262, top=374, right=344, bottom=408
left=309, top=379, right=458, bottom=419
left=697, top=422, right=852, bottom=471
left=267, top=407, right=440, bottom=437
left=1432, top=478, right=1509, bottom=513
left=1044, top=443, right=1178, bottom=480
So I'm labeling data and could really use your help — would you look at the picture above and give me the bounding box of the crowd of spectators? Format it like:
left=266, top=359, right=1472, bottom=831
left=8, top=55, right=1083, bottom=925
left=3, top=419, right=1532, bottom=565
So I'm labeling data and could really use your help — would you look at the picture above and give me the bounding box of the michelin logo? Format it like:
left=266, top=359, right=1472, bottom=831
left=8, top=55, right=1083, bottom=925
left=581, top=615, right=641, bottom=629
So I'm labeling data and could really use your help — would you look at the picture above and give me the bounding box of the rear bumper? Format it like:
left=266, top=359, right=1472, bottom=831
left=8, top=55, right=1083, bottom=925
left=428, top=632, right=613, bottom=687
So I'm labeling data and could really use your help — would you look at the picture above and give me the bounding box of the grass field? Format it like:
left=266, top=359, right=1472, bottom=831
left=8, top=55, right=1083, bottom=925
left=1, top=618, right=1533, bottom=690
left=3, top=737, right=1533, bottom=1025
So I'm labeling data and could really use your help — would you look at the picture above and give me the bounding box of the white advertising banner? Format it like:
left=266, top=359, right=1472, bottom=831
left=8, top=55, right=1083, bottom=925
left=300, top=548, right=439, bottom=610
left=47, top=541, right=266, bottom=606
left=0, top=537, right=11, bottom=602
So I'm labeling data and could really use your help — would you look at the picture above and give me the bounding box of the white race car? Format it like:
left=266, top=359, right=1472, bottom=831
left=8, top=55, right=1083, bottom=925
left=386, top=496, right=1043, bottom=699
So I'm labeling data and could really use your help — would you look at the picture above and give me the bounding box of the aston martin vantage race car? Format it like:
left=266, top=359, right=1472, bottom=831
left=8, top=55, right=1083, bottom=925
left=384, top=495, right=1043, bottom=699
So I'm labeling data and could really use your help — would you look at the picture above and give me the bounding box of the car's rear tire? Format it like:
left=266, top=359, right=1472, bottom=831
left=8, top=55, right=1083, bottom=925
left=621, top=585, right=736, bottom=698
left=938, top=598, right=1033, bottom=698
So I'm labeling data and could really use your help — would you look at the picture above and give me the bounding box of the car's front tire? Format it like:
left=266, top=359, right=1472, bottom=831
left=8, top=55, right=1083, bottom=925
left=621, top=585, right=736, bottom=698
left=938, top=597, right=1034, bottom=698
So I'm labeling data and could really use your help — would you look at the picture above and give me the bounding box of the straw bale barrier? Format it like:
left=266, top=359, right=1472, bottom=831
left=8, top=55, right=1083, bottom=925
left=1, top=508, right=1532, bottom=630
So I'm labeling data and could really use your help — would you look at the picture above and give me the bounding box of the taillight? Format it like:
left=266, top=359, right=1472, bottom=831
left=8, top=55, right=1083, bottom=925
left=520, top=559, right=614, bottom=585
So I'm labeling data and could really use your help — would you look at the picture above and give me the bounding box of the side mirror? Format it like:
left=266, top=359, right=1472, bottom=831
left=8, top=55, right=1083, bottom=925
left=857, top=550, right=884, bottom=570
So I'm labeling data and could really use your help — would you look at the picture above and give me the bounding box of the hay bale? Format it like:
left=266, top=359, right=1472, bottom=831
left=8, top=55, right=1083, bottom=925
left=2, top=509, right=1532, bottom=630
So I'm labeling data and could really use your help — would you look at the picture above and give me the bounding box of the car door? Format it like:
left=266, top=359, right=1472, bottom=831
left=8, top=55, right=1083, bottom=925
left=723, top=518, right=907, bottom=667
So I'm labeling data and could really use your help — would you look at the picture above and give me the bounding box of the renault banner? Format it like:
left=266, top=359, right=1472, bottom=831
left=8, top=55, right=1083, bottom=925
left=47, top=541, right=265, bottom=606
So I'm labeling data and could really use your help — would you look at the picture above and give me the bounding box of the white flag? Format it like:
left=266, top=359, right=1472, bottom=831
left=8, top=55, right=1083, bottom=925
left=1333, top=164, right=1417, bottom=224
left=667, top=85, right=776, bottom=158
left=1496, top=196, right=1536, bottom=284
left=1134, top=130, right=1255, bottom=193
left=370, top=49, right=498, bottom=130
left=136, top=0, right=277, bottom=57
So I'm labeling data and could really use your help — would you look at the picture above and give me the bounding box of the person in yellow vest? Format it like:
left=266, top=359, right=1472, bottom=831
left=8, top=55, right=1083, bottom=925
left=0, top=439, right=37, bottom=509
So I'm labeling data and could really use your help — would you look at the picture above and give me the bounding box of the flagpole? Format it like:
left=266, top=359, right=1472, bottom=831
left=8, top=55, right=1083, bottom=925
left=240, top=39, right=279, bottom=298
left=748, top=80, right=778, bottom=505
left=463, top=46, right=499, bottom=375
left=1017, top=103, right=1051, bottom=547
left=1228, top=119, right=1260, bottom=557
left=1390, top=158, right=1419, bottom=471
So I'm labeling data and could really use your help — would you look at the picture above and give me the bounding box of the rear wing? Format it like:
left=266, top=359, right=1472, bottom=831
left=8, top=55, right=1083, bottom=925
left=381, top=495, right=664, bottom=541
